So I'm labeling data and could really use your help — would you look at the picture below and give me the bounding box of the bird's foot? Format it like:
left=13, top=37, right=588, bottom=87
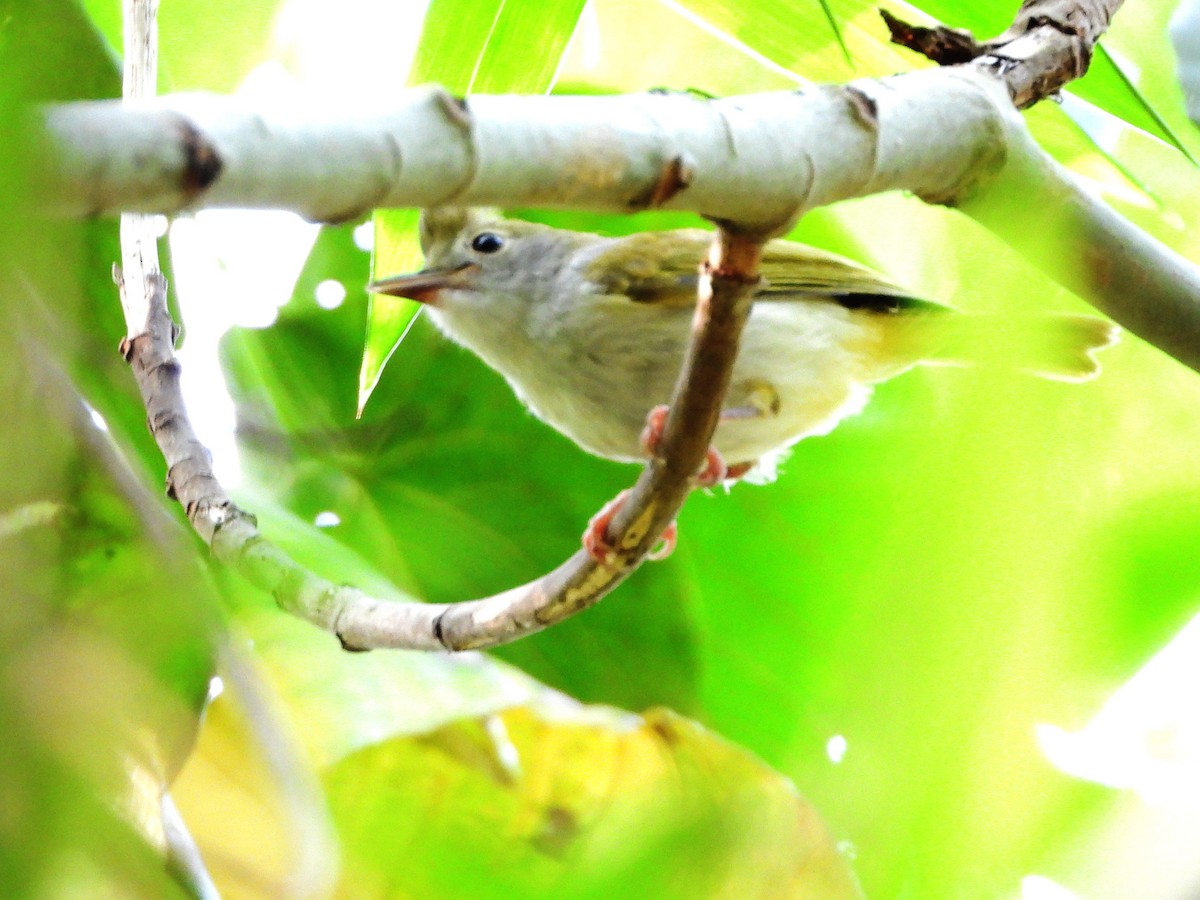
left=640, top=405, right=727, bottom=488
left=724, top=461, right=755, bottom=481
left=585, top=405, right=757, bottom=563
left=582, top=489, right=678, bottom=564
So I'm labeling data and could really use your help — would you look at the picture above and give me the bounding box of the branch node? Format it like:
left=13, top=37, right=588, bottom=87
left=175, top=116, right=223, bottom=200
left=843, top=85, right=879, bottom=130
left=432, top=609, right=451, bottom=650
left=630, top=153, right=696, bottom=210
left=337, top=632, right=370, bottom=653
left=433, top=87, right=473, bottom=131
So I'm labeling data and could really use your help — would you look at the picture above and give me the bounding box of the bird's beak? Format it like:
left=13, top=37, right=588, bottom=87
left=367, top=262, right=478, bottom=305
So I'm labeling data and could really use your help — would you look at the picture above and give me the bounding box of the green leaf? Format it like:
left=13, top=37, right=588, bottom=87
left=667, top=0, right=915, bottom=86
left=326, top=705, right=859, bottom=898
left=1077, top=44, right=1197, bottom=165
left=78, top=0, right=282, bottom=92
left=359, top=0, right=587, bottom=412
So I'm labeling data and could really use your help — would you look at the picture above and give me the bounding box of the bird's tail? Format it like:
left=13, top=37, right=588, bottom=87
left=910, top=312, right=1119, bottom=382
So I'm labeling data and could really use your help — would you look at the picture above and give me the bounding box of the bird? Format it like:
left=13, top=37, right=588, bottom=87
left=370, top=207, right=1117, bottom=558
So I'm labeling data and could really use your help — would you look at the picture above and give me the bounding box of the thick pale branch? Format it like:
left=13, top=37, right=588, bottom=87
left=42, top=72, right=1010, bottom=225
left=960, top=130, right=1200, bottom=368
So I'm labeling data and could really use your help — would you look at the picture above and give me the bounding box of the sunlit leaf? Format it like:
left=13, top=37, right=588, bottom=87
left=359, top=0, right=587, bottom=412
left=79, top=0, right=282, bottom=92
left=328, top=704, right=859, bottom=898
left=1084, top=44, right=1197, bottom=165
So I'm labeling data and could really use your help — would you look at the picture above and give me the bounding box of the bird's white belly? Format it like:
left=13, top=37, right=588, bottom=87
left=516, top=300, right=884, bottom=467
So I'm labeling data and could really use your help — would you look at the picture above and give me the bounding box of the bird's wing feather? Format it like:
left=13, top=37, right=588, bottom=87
left=585, top=230, right=948, bottom=313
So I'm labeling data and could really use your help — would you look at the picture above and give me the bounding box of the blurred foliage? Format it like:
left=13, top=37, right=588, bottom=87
left=0, top=0, right=219, bottom=895
left=6, top=0, right=1200, bottom=898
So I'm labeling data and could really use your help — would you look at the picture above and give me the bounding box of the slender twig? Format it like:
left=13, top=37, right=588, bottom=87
left=116, top=1, right=224, bottom=891
left=116, top=0, right=162, bottom=337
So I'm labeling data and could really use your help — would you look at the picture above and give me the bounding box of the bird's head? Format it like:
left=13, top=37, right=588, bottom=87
left=369, top=207, right=584, bottom=315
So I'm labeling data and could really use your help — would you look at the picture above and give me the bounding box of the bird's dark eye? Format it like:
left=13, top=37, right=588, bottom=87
left=470, top=232, right=505, bottom=254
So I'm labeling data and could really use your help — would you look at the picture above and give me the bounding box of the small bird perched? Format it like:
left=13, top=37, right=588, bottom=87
left=370, top=208, right=1116, bottom=555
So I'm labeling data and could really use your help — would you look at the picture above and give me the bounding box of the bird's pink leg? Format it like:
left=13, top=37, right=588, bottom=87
left=582, top=489, right=678, bottom=564
left=581, top=405, right=752, bottom=563
left=640, top=405, right=728, bottom=488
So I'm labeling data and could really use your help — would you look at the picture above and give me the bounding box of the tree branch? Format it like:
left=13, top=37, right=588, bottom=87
left=116, top=0, right=163, bottom=338
left=103, top=0, right=1200, bottom=652
left=50, top=64, right=1200, bottom=371
left=883, top=0, right=1122, bottom=108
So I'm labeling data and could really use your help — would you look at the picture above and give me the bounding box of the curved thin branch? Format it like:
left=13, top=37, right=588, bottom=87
left=121, top=247, right=761, bottom=651
left=341, top=232, right=764, bottom=651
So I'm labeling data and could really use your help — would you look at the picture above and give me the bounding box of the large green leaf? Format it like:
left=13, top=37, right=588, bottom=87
left=326, top=703, right=858, bottom=898
left=359, top=0, right=587, bottom=412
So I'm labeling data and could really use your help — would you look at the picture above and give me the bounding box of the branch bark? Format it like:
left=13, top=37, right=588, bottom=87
left=116, top=0, right=163, bottom=338
left=883, top=0, right=1122, bottom=108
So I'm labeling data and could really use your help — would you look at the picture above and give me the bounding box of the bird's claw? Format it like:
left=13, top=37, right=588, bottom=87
left=640, top=404, right=729, bottom=488
left=582, top=489, right=678, bottom=564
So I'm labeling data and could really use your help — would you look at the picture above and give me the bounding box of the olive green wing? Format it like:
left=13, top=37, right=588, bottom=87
left=582, top=229, right=714, bottom=306
left=585, top=230, right=947, bottom=313
left=756, top=239, right=948, bottom=313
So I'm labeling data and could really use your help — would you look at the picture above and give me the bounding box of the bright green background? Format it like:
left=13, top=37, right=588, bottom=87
left=6, top=0, right=1200, bottom=897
